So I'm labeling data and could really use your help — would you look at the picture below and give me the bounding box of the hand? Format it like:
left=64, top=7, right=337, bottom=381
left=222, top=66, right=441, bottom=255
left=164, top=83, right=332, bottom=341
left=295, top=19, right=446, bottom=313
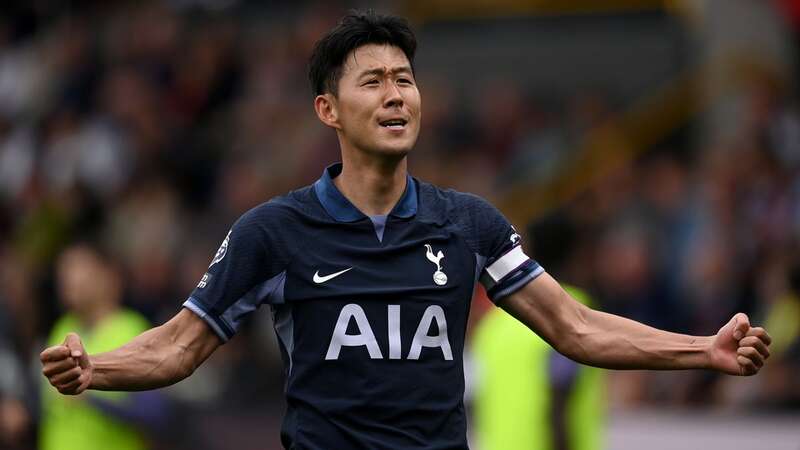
left=708, top=313, right=771, bottom=376
left=40, top=333, right=93, bottom=395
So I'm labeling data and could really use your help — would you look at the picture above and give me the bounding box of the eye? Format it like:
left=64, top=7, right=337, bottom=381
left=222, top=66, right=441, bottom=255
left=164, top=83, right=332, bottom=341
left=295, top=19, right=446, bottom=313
left=398, top=78, right=413, bottom=85
left=363, top=79, right=379, bottom=86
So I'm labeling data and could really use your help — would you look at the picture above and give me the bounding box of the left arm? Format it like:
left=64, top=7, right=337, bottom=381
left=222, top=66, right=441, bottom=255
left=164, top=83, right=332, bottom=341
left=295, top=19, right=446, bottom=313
left=499, top=272, right=771, bottom=375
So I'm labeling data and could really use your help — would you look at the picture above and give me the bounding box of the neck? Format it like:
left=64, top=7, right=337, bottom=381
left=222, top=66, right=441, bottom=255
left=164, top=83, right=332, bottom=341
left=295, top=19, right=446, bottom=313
left=334, top=149, right=408, bottom=216
left=77, top=301, right=116, bottom=329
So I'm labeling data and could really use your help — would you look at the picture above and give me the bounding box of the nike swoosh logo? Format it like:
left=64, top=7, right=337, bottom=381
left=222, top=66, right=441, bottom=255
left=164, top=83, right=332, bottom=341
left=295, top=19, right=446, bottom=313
left=313, top=267, right=353, bottom=284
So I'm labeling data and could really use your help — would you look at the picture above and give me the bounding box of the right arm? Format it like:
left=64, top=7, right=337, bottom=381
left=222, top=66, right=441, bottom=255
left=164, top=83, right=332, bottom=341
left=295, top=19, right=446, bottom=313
left=43, top=205, right=289, bottom=395
left=41, top=309, right=220, bottom=395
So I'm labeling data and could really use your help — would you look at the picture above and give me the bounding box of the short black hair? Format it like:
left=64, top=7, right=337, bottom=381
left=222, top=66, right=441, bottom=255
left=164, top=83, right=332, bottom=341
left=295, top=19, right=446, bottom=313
left=308, top=10, right=417, bottom=97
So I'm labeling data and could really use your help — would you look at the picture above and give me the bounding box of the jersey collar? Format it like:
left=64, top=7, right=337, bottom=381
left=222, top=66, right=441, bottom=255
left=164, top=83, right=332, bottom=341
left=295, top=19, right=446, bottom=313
left=314, top=163, right=418, bottom=223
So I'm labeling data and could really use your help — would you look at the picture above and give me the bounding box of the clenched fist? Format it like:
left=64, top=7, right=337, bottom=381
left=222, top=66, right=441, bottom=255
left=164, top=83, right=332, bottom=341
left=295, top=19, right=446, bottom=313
left=709, top=313, right=772, bottom=376
left=40, top=333, right=93, bottom=395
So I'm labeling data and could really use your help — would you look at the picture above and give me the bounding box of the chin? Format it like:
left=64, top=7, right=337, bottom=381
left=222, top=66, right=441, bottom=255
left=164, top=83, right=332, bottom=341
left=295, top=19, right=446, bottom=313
left=369, top=147, right=410, bottom=160
left=379, top=143, right=413, bottom=157
left=366, top=138, right=415, bottom=158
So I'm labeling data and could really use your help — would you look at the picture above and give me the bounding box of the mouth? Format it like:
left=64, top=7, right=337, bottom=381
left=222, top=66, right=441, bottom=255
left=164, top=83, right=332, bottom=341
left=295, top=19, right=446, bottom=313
left=378, top=118, right=408, bottom=130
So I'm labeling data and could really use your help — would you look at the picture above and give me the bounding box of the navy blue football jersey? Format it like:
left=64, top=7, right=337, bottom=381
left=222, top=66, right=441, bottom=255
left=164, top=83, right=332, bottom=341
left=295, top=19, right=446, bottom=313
left=184, top=163, right=544, bottom=450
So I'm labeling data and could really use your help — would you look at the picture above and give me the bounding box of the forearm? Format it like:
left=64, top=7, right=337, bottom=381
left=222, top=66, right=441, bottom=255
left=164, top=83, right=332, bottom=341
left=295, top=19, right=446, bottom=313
left=89, top=309, right=220, bottom=391
left=89, top=326, right=194, bottom=391
left=560, top=306, right=712, bottom=370
left=501, top=274, right=713, bottom=371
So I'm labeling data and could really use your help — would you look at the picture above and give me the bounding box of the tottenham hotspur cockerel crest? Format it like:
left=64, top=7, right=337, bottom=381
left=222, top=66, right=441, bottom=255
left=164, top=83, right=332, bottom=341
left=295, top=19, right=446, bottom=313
left=424, top=244, right=447, bottom=286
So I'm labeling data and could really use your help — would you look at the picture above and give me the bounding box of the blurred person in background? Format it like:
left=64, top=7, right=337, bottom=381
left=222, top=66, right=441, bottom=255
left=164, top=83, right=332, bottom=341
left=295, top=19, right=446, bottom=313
left=760, top=259, right=800, bottom=408
left=0, top=246, right=39, bottom=450
left=0, top=336, right=34, bottom=450
left=39, top=10, right=773, bottom=450
left=472, top=214, right=604, bottom=450
left=40, top=242, right=169, bottom=450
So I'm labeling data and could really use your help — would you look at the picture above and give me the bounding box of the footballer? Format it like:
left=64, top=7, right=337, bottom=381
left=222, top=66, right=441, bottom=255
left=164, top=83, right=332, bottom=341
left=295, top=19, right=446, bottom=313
left=41, top=11, right=772, bottom=450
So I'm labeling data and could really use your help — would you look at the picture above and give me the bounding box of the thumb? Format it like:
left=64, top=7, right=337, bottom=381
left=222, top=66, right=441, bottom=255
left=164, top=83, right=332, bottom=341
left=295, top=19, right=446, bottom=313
left=63, top=332, right=90, bottom=369
left=731, top=312, right=750, bottom=341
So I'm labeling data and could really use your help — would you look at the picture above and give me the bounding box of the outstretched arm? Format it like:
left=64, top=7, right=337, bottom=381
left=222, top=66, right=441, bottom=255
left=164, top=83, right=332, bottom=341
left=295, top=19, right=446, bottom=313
left=500, top=272, right=771, bottom=375
left=41, top=308, right=221, bottom=394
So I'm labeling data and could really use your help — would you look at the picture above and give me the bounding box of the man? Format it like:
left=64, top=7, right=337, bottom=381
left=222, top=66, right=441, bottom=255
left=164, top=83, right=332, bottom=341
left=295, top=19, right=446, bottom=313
left=41, top=11, right=772, bottom=450
left=41, top=243, right=164, bottom=450
left=472, top=215, right=604, bottom=450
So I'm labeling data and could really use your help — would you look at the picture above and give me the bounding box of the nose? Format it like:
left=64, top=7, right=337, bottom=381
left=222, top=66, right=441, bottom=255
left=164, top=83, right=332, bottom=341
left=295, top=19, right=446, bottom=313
left=383, top=81, right=403, bottom=109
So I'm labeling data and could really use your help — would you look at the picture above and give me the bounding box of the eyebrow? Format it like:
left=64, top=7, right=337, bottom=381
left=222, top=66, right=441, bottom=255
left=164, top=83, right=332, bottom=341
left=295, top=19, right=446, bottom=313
left=357, top=66, right=414, bottom=79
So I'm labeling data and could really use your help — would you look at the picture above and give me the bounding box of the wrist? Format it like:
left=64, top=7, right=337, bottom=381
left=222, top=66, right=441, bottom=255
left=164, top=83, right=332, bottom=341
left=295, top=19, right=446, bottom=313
left=696, top=335, right=715, bottom=370
left=86, top=354, right=102, bottom=390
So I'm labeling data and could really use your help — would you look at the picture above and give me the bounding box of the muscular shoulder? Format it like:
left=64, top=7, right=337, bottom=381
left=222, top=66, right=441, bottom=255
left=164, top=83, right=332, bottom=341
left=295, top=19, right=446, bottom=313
left=417, top=181, right=512, bottom=250
left=238, top=185, right=317, bottom=228
left=207, top=185, right=318, bottom=278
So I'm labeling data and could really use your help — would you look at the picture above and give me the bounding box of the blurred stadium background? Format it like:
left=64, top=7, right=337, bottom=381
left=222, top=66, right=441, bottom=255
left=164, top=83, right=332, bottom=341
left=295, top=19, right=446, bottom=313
left=1, top=0, right=799, bottom=449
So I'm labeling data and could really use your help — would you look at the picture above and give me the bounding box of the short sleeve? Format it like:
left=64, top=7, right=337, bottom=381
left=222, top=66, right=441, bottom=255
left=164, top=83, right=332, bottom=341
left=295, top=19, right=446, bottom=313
left=465, top=196, right=544, bottom=302
left=183, top=204, right=292, bottom=342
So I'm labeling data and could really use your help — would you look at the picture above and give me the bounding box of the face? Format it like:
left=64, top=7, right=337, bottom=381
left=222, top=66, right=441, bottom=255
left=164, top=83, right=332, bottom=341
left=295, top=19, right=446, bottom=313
left=57, top=246, right=115, bottom=313
left=316, top=44, right=421, bottom=157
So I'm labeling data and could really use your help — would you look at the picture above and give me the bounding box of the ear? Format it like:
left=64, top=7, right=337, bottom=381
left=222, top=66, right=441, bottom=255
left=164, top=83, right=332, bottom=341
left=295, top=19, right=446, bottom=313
left=314, top=94, right=341, bottom=130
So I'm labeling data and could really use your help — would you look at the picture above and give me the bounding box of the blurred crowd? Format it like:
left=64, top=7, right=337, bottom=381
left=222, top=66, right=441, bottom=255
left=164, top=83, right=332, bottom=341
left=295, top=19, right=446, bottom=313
left=1, top=1, right=799, bottom=450
left=519, top=100, right=800, bottom=409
